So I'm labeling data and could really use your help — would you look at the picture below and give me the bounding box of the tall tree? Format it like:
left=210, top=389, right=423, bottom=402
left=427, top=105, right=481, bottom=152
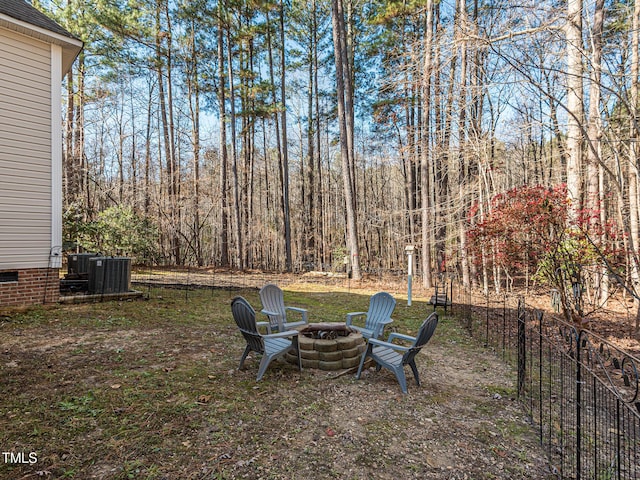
left=331, top=0, right=361, bottom=280
left=279, top=0, right=293, bottom=271
left=181, top=2, right=204, bottom=265
left=565, top=0, right=584, bottom=220
left=585, top=0, right=606, bottom=302
left=629, top=0, right=640, bottom=320
left=421, top=0, right=434, bottom=289
left=226, top=26, right=243, bottom=269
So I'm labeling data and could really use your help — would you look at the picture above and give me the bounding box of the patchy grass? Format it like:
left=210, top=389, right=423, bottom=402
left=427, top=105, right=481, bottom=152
left=0, top=286, right=552, bottom=479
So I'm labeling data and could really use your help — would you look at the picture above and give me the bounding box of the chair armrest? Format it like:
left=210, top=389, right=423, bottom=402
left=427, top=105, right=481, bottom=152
left=286, top=306, right=307, bottom=313
left=345, top=312, right=366, bottom=326
left=256, top=321, right=272, bottom=334
left=368, top=338, right=411, bottom=352
left=387, top=332, right=416, bottom=344
left=285, top=306, right=308, bottom=323
left=372, top=317, right=394, bottom=339
left=261, top=309, right=284, bottom=332
left=264, top=329, right=299, bottom=339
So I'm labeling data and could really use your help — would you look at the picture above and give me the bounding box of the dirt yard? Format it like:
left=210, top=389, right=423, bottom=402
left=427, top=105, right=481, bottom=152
left=0, top=284, right=554, bottom=479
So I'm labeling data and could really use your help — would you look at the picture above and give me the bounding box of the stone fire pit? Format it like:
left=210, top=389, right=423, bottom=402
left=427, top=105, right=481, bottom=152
left=285, top=323, right=366, bottom=371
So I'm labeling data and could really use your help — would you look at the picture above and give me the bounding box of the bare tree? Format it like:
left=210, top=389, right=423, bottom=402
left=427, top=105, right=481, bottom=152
left=565, top=0, right=584, bottom=220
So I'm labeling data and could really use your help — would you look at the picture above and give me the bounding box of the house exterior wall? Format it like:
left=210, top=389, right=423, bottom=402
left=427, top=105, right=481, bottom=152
left=0, top=268, right=59, bottom=306
left=0, top=26, right=59, bottom=305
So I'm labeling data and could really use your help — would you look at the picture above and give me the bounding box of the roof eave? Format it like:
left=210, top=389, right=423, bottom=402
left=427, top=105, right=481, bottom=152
left=0, top=12, right=83, bottom=77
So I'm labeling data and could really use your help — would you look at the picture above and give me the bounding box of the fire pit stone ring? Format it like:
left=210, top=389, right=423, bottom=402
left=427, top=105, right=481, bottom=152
left=285, top=322, right=367, bottom=370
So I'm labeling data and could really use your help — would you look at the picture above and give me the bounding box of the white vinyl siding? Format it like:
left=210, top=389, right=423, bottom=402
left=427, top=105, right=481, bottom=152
left=0, top=26, right=52, bottom=269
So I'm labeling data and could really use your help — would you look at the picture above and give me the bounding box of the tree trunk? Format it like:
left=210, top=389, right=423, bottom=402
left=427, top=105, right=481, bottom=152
left=265, top=9, right=287, bottom=271
left=586, top=0, right=605, bottom=304
left=187, top=19, right=203, bottom=266
left=164, top=3, right=180, bottom=264
left=226, top=28, right=243, bottom=269
left=144, top=79, right=153, bottom=216
left=565, top=0, right=584, bottom=221
left=217, top=11, right=230, bottom=267
left=155, top=2, right=180, bottom=264
left=630, top=0, right=640, bottom=326
left=279, top=0, right=293, bottom=271
left=457, top=0, right=471, bottom=289
left=305, top=1, right=316, bottom=268
left=331, top=0, right=361, bottom=280
left=421, top=0, right=434, bottom=289
left=313, top=1, right=325, bottom=269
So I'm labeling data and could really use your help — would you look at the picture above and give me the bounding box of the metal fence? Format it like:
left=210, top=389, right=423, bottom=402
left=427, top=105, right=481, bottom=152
left=457, top=289, right=640, bottom=480
left=127, top=264, right=437, bottom=300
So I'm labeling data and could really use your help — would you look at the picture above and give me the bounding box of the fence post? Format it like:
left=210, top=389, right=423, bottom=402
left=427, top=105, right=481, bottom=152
left=502, top=294, right=507, bottom=360
left=466, top=285, right=472, bottom=331
left=616, top=398, right=621, bottom=480
left=537, top=309, right=544, bottom=445
left=576, top=330, right=583, bottom=480
left=485, top=294, right=490, bottom=347
left=517, top=297, right=526, bottom=399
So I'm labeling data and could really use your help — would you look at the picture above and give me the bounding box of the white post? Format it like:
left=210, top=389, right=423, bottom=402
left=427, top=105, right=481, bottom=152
left=405, top=245, right=415, bottom=306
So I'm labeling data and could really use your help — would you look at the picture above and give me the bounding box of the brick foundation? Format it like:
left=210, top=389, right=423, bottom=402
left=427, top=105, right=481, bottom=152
left=0, top=268, right=60, bottom=307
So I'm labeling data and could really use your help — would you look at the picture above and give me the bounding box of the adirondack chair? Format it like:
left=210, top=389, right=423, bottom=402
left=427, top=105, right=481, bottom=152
left=355, top=312, right=438, bottom=394
left=231, top=296, right=302, bottom=381
left=345, top=291, right=396, bottom=340
left=259, top=284, right=308, bottom=333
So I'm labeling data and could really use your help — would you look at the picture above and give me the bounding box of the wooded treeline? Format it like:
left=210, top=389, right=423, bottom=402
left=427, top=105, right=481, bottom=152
left=38, top=0, right=640, bottom=295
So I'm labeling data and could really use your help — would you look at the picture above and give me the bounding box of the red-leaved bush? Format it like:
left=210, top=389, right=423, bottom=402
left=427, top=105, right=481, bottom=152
left=468, top=184, right=569, bottom=276
left=467, top=184, right=622, bottom=296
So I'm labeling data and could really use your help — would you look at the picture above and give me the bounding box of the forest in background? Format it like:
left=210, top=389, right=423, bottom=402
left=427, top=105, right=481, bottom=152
left=34, top=0, right=640, bottom=310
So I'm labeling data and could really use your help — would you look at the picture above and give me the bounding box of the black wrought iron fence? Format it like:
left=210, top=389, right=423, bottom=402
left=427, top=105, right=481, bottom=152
left=458, top=289, right=640, bottom=479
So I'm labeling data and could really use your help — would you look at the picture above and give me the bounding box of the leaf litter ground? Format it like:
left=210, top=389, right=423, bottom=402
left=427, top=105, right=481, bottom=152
left=0, top=284, right=554, bottom=479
